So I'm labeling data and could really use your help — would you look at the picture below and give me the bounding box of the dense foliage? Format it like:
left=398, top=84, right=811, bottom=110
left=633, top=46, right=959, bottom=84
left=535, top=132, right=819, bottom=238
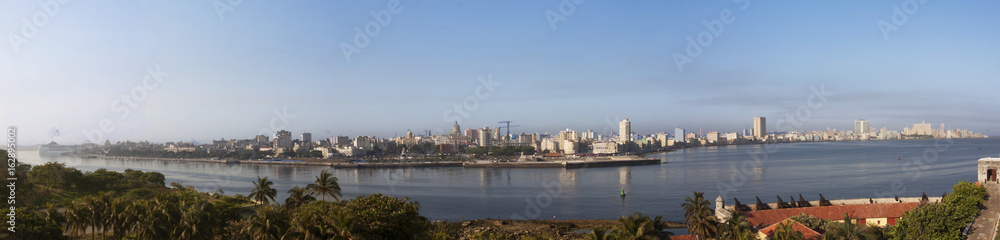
left=5, top=154, right=988, bottom=240
left=888, top=181, right=986, bottom=240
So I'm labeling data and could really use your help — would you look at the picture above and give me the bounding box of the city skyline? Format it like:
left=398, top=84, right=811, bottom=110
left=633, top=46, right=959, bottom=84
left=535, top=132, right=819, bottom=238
left=28, top=116, right=989, bottom=146
left=3, top=1, right=1000, bottom=144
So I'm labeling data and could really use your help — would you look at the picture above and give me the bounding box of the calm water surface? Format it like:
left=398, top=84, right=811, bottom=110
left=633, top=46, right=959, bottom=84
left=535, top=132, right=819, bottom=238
left=21, top=138, right=1000, bottom=222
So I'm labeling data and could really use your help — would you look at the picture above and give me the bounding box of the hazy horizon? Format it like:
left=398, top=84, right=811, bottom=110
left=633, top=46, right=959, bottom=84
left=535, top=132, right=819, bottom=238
left=3, top=1, right=998, bottom=145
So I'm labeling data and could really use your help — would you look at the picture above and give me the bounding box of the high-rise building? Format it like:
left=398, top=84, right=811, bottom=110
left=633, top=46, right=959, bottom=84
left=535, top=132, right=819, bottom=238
left=854, top=119, right=869, bottom=134
left=618, top=118, right=631, bottom=142
left=911, top=121, right=932, bottom=136
left=274, top=130, right=292, bottom=149
left=706, top=132, right=720, bottom=143
left=331, top=136, right=350, bottom=147
left=674, top=128, right=686, bottom=142
left=478, top=128, right=493, bottom=147
left=301, top=132, right=312, bottom=143
left=465, top=128, right=478, bottom=139
left=753, top=117, right=767, bottom=139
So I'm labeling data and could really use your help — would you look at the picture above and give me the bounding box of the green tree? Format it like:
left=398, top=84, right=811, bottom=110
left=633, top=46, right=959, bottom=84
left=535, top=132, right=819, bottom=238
left=244, top=205, right=292, bottom=240
left=343, top=194, right=431, bottom=240
left=250, top=176, right=278, bottom=206
left=27, top=162, right=84, bottom=191
left=942, top=181, right=986, bottom=222
left=613, top=212, right=671, bottom=239
left=284, top=185, right=317, bottom=210
left=887, top=202, right=965, bottom=240
left=289, top=200, right=355, bottom=240
left=587, top=228, right=613, bottom=240
left=682, top=191, right=717, bottom=239
left=822, top=214, right=876, bottom=240
left=718, top=210, right=754, bottom=240
left=307, top=169, right=343, bottom=201
left=772, top=220, right=805, bottom=240
left=0, top=208, right=66, bottom=240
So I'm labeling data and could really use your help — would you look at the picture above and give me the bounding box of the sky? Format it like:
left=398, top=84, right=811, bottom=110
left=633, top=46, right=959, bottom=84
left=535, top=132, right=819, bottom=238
left=1, top=0, right=999, bottom=145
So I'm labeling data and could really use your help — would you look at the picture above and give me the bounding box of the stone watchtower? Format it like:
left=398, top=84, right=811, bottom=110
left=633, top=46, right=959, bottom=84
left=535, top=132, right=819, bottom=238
left=716, top=195, right=730, bottom=223
left=978, top=156, right=1000, bottom=183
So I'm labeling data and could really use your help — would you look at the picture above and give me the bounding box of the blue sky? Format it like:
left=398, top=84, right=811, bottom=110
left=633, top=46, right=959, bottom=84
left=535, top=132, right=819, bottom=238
left=1, top=1, right=999, bottom=144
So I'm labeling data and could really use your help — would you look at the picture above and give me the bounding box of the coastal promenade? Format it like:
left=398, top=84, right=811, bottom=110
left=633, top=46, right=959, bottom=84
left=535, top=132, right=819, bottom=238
left=967, top=182, right=1000, bottom=240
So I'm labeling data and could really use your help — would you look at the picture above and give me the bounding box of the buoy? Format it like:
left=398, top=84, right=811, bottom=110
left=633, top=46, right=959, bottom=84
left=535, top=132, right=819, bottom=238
left=621, top=188, right=626, bottom=197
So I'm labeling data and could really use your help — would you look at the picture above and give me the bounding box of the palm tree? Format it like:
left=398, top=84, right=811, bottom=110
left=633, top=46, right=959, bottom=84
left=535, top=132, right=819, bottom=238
left=307, top=169, right=343, bottom=201
left=718, top=210, right=754, bottom=240
left=244, top=205, right=291, bottom=240
left=173, top=200, right=218, bottom=240
left=682, top=191, right=718, bottom=239
left=64, top=203, right=88, bottom=237
left=822, top=214, right=876, bottom=240
left=104, top=195, right=130, bottom=240
left=250, top=176, right=278, bottom=206
left=773, top=220, right=805, bottom=240
left=43, top=203, right=65, bottom=228
left=587, top=228, right=611, bottom=240
left=613, top=212, right=671, bottom=240
left=284, top=186, right=317, bottom=211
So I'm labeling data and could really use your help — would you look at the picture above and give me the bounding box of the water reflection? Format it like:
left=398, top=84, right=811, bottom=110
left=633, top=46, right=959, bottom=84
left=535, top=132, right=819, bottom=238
left=16, top=138, right=1000, bottom=221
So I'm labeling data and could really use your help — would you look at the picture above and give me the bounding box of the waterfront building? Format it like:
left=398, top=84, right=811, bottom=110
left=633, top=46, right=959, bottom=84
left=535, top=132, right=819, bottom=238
left=854, top=119, right=869, bottom=134
left=353, top=136, right=373, bottom=150
left=331, top=136, right=350, bottom=147
left=541, top=138, right=559, bottom=153
left=753, top=117, right=767, bottom=139
left=706, top=131, right=720, bottom=144
left=685, top=132, right=697, bottom=142
left=674, top=128, right=686, bottom=142
left=273, top=130, right=292, bottom=149
left=907, top=121, right=933, bottom=136
left=301, top=132, right=312, bottom=144
left=656, top=133, right=668, bottom=147
left=592, top=141, right=618, bottom=154
left=619, top=118, right=631, bottom=143
left=562, top=140, right=577, bottom=154
left=582, top=130, right=595, bottom=141
left=478, top=128, right=493, bottom=147
left=254, top=135, right=269, bottom=147
left=725, top=132, right=739, bottom=143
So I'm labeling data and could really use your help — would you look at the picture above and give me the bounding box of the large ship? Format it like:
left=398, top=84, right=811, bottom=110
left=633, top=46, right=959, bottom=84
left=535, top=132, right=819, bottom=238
left=38, top=141, right=79, bottom=156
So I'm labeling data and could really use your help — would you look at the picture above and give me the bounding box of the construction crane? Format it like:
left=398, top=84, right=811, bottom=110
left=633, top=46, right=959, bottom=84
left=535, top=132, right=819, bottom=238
left=497, top=121, right=521, bottom=137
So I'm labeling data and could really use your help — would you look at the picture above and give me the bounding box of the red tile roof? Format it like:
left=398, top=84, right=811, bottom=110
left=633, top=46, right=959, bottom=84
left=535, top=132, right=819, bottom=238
left=745, top=202, right=920, bottom=228
left=757, top=219, right=822, bottom=240
left=670, top=235, right=697, bottom=240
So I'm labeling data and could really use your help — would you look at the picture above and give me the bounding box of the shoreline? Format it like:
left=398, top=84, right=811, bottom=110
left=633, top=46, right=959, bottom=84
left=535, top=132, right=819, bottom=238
left=637, top=137, right=990, bottom=157
left=71, top=154, right=664, bottom=169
